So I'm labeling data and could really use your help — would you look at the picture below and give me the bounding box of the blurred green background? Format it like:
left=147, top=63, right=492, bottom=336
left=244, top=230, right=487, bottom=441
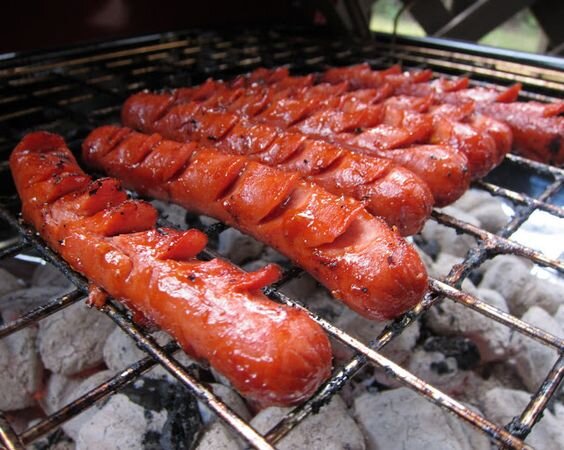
left=370, top=0, right=547, bottom=53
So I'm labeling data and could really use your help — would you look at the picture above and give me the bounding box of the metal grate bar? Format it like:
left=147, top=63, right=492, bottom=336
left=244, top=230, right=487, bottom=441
left=0, top=290, right=84, bottom=339
left=507, top=354, right=564, bottom=440
left=0, top=239, right=27, bottom=260
left=20, top=341, right=179, bottom=446
left=370, top=37, right=564, bottom=79
left=429, top=279, right=564, bottom=351
left=432, top=210, right=564, bottom=273
left=0, top=28, right=562, bottom=450
left=474, top=180, right=564, bottom=218
left=381, top=42, right=564, bottom=83
left=394, top=50, right=562, bottom=90
left=102, top=301, right=275, bottom=450
left=0, top=414, right=24, bottom=450
left=498, top=178, right=562, bottom=239
left=0, top=40, right=192, bottom=78
left=263, top=291, right=535, bottom=450
left=505, top=154, right=564, bottom=178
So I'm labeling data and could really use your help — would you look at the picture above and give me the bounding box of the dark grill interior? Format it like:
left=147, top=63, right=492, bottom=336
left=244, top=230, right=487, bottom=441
left=0, top=27, right=563, bottom=450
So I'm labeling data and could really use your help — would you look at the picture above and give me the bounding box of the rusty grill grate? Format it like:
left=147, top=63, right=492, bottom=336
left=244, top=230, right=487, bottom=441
left=0, top=27, right=563, bottom=450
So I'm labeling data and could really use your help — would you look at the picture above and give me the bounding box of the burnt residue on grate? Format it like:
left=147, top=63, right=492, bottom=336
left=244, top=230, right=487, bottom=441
left=0, top=27, right=563, bottom=450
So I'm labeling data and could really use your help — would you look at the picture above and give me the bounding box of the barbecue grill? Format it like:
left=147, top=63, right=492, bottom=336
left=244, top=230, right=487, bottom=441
left=0, top=26, right=563, bottom=450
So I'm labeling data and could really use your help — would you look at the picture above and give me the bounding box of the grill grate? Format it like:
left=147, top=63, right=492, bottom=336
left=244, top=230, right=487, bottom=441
left=0, top=27, right=563, bottom=450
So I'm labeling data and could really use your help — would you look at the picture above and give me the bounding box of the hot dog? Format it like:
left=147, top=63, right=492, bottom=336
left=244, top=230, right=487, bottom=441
left=83, top=126, right=429, bottom=321
left=121, top=92, right=434, bottom=235
left=10, top=131, right=333, bottom=407
left=194, top=72, right=504, bottom=180
left=122, top=91, right=469, bottom=210
left=318, top=64, right=562, bottom=166
left=477, top=102, right=564, bottom=166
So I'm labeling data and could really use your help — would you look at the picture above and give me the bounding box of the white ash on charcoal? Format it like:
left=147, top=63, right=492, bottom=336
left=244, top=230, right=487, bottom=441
left=426, top=279, right=518, bottom=363
left=412, top=243, right=434, bottom=272
left=301, top=287, right=345, bottom=320
left=0, top=327, right=43, bottom=411
left=150, top=200, right=191, bottom=229
left=511, top=306, right=563, bottom=392
left=103, top=327, right=196, bottom=382
left=42, top=372, right=84, bottom=417
left=353, top=387, right=489, bottom=450
left=479, top=387, right=564, bottom=450
left=240, top=258, right=270, bottom=273
left=252, top=396, right=365, bottom=450
left=373, top=334, right=481, bottom=393
left=197, top=395, right=365, bottom=450
left=420, top=206, right=479, bottom=258
left=217, top=228, right=265, bottom=265
left=276, top=271, right=319, bottom=301
left=0, top=286, right=66, bottom=323
left=404, top=349, right=460, bottom=391
left=0, top=267, right=24, bottom=296
left=334, top=308, right=419, bottom=364
left=555, top=305, right=564, bottom=333
left=75, top=377, right=202, bottom=450
left=452, top=189, right=510, bottom=233
left=198, top=214, right=220, bottom=228
left=261, top=246, right=289, bottom=265
left=38, top=300, right=115, bottom=376
left=197, top=383, right=251, bottom=426
left=43, top=370, right=115, bottom=441
left=479, top=255, right=564, bottom=315
left=195, top=422, right=239, bottom=450
left=428, top=252, right=463, bottom=278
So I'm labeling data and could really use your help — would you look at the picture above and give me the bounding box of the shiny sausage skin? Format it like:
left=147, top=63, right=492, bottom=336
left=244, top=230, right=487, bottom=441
left=319, top=64, right=562, bottom=166
left=10, top=131, right=333, bottom=407
left=174, top=76, right=472, bottom=195
left=123, top=91, right=466, bottom=212
left=161, top=79, right=473, bottom=204
left=122, top=92, right=434, bottom=235
left=83, top=126, right=429, bottom=321
left=477, top=102, right=564, bottom=166
left=226, top=74, right=500, bottom=181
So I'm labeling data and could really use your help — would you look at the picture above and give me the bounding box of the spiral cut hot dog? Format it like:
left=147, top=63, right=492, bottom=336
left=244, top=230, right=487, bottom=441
left=319, top=63, right=562, bottom=166
left=122, top=92, right=434, bottom=235
left=123, top=96, right=470, bottom=239
left=123, top=87, right=471, bottom=209
left=10, top=131, right=333, bottom=407
left=83, top=126, right=429, bottom=321
left=200, top=67, right=510, bottom=179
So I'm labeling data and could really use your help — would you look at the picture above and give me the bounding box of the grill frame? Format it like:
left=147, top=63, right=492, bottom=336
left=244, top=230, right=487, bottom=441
left=0, top=27, right=563, bottom=450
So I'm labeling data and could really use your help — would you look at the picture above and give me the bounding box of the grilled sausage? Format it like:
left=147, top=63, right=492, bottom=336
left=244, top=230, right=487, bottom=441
left=477, top=102, right=564, bottom=166
left=121, top=92, right=434, bottom=235
left=10, top=131, right=333, bottom=407
left=83, top=126, right=429, bottom=321
left=209, top=73, right=500, bottom=181
left=320, top=64, right=564, bottom=166
left=172, top=76, right=473, bottom=190
left=122, top=91, right=468, bottom=210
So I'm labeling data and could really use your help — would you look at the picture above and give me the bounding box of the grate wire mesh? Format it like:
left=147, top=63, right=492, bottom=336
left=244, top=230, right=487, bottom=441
left=0, top=27, right=562, bottom=450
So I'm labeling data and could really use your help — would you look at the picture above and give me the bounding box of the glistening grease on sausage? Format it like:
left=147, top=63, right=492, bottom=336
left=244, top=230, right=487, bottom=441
left=83, top=126, right=429, bottom=321
left=120, top=91, right=436, bottom=236
left=10, top=131, right=333, bottom=407
left=122, top=87, right=470, bottom=209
